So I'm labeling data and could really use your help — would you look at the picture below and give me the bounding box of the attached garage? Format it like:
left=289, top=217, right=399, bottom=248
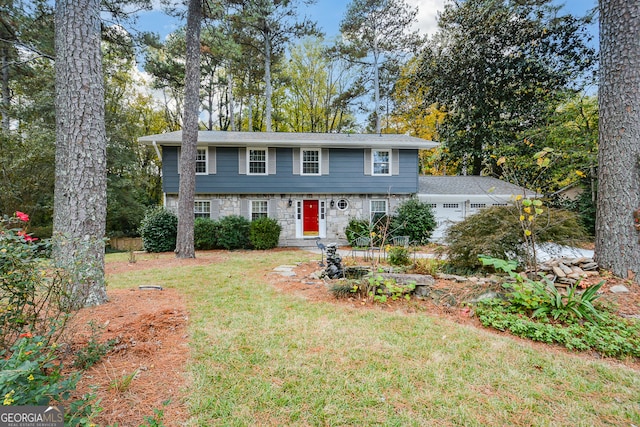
left=417, top=176, right=538, bottom=241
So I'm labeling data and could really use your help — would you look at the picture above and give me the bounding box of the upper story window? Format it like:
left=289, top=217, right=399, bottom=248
left=301, top=149, right=320, bottom=175
left=251, top=200, right=268, bottom=221
left=195, top=148, right=207, bottom=174
left=372, top=150, right=390, bottom=175
left=248, top=149, right=267, bottom=175
left=194, top=200, right=210, bottom=219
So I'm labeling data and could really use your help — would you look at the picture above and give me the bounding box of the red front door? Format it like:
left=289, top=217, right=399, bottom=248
left=303, top=200, right=319, bottom=236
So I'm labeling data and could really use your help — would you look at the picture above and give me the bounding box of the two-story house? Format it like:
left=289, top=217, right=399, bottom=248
left=139, top=131, right=438, bottom=246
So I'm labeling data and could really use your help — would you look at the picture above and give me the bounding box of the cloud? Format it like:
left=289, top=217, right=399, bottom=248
left=407, top=0, right=445, bottom=36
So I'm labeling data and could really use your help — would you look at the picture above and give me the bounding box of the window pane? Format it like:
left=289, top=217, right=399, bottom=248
left=302, top=150, right=320, bottom=174
left=249, top=149, right=266, bottom=174
left=194, top=201, right=210, bottom=218
left=196, top=149, right=207, bottom=173
left=373, top=150, right=390, bottom=175
left=251, top=200, right=268, bottom=221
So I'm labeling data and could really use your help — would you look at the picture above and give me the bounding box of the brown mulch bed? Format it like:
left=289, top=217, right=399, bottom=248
left=61, top=252, right=639, bottom=426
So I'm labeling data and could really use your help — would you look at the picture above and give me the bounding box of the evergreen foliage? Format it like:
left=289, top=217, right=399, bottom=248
left=139, top=207, right=178, bottom=253
left=390, top=198, right=436, bottom=245
left=249, top=217, right=282, bottom=250
left=194, top=217, right=220, bottom=250
left=217, top=215, right=251, bottom=250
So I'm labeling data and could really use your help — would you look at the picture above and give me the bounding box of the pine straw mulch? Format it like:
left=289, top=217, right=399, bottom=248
left=60, top=252, right=640, bottom=427
left=63, top=286, right=190, bottom=427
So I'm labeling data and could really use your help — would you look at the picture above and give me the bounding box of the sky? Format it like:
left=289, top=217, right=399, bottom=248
left=134, top=0, right=599, bottom=44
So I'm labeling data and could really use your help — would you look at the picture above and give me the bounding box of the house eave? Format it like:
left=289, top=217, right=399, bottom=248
left=138, top=130, right=439, bottom=150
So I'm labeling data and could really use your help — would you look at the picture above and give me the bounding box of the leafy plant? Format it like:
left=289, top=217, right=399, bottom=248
left=412, top=258, right=445, bottom=276
left=194, top=217, right=220, bottom=250
left=532, top=280, right=605, bottom=324
left=73, top=321, right=115, bottom=370
left=139, top=207, right=177, bottom=253
left=475, top=302, right=640, bottom=359
left=0, top=213, right=73, bottom=351
left=445, top=206, right=587, bottom=272
left=249, top=217, right=282, bottom=250
left=387, top=246, right=411, bottom=266
left=364, top=275, right=415, bottom=303
left=390, top=198, right=436, bottom=245
left=217, top=215, right=251, bottom=250
left=0, top=333, right=79, bottom=406
left=0, top=212, right=102, bottom=424
left=479, top=255, right=606, bottom=325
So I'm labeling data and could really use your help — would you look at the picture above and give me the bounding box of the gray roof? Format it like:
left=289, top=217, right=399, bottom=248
left=138, top=130, right=438, bottom=150
left=419, top=175, right=538, bottom=196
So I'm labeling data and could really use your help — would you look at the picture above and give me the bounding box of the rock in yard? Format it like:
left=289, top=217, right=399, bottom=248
left=609, top=285, right=630, bottom=294
left=552, top=266, right=566, bottom=278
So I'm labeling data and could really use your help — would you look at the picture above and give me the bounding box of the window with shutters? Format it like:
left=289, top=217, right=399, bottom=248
left=301, top=149, right=320, bottom=175
left=248, top=149, right=267, bottom=175
left=251, top=200, right=268, bottom=220
left=372, top=150, right=390, bottom=175
left=195, top=148, right=207, bottom=174
left=194, top=200, right=210, bottom=218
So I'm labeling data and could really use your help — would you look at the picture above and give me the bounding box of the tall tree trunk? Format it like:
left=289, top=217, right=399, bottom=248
left=228, top=63, right=235, bottom=131
left=1, top=45, right=10, bottom=132
left=373, top=44, right=381, bottom=134
left=53, top=0, right=107, bottom=306
left=596, top=0, right=640, bottom=282
left=175, top=0, right=202, bottom=259
left=264, top=34, right=272, bottom=132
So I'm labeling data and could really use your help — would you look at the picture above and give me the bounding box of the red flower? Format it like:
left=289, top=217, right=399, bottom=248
left=15, top=211, right=29, bottom=222
left=17, top=230, right=38, bottom=242
left=19, top=332, right=33, bottom=339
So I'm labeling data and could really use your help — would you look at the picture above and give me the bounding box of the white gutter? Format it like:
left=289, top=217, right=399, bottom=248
left=152, top=140, right=162, bottom=161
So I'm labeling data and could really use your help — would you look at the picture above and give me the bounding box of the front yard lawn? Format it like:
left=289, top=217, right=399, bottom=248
left=105, top=250, right=640, bottom=426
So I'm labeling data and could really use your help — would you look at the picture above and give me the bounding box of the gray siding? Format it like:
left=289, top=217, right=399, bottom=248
left=162, top=146, right=419, bottom=194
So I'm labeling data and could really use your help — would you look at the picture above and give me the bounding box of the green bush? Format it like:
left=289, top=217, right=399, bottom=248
left=444, top=206, right=587, bottom=272
left=194, top=217, right=220, bottom=250
left=249, top=217, right=281, bottom=250
left=345, top=218, right=371, bottom=246
left=345, top=217, right=390, bottom=246
left=139, top=207, right=178, bottom=253
left=217, top=215, right=251, bottom=250
left=0, top=213, right=71, bottom=351
left=390, top=198, right=436, bottom=245
left=387, top=246, right=411, bottom=266
left=0, top=212, right=100, bottom=423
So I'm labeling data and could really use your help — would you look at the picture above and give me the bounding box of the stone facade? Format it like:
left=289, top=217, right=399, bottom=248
left=164, top=193, right=411, bottom=247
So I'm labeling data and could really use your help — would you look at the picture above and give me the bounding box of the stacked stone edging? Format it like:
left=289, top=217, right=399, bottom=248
left=530, top=257, right=599, bottom=286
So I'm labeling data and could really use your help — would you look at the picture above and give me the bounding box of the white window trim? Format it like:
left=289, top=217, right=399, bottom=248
left=371, top=149, right=391, bottom=176
left=195, top=147, right=208, bottom=175
left=194, top=200, right=211, bottom=218
left=300, top=148, right=322, bottom=176
left=250, top=200, right=269, bottom=220
left=369, top=199, right=388, bottom=221
left=247, top=147, right=268, bottom=176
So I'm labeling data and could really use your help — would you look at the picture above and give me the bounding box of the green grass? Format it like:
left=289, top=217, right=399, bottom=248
left=107, top=250, right=640, bottom=426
